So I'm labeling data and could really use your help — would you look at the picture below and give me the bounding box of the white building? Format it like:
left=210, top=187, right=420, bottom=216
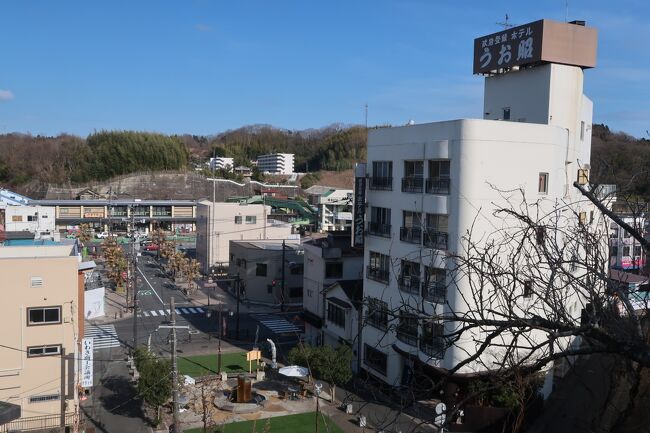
left=0, top=189, right=56, bottom=237
left=256, top=153, right=295, bottom=175
left=302, top=231, right=364, bottom=371
left=208, top=157, right=234, bottom=172
left=195, top=201, right=294, bottom=273
left=609, top=215, right=646, bottom=271
left=306, top=186, right=354, bottom=232
left=361, top=19, right=600, bottom=386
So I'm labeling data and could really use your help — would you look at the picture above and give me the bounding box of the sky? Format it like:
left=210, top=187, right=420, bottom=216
left=0, top=0, right=648, bottom=138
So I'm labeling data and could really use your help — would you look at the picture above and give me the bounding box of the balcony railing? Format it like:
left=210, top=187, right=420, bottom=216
left=368, top=222, right=391, bottom=237
left=419, top=338, right=445, bottom=359
left=422, top=282, right=447, bottom=303
left=367, top=314, right=388, bottom=331
left=426, top=178, right=450, bottom=195
left=369, top=176, right=393, bottom=191
left=401, top=177, right=424, bottom=193
left=396, top=328, right=418, bottom=346
left=366, top=267, right=389, bottom=283
left=400, top=226, right=422, bottom=244
left=398, top=275, right=421, bottom=294
left=424, top=229, right=448, bottom=250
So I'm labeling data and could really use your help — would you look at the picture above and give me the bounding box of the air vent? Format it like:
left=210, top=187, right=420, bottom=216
left=30, top=277, right=43, bottom=288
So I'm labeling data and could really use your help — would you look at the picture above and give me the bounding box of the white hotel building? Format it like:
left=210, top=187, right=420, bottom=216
left=361, top=19, right=600, bottom=386
left=257, top=153, right=295, bottom=175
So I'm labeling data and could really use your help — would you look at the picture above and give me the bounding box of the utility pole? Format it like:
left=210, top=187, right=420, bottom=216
left=60, top=348, right=66, bottom=433
left=170, top=297, right=180, bottom=432
left=281, top=240, right=286, bottom=312
left=131, top=207, right=138, bottom=352
left=217, top=307, right=223, bottom=374
left=235, top=275, right=241, bottom=340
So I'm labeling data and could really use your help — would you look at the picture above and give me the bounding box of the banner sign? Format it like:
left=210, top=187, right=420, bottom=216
left=81, top=337, right=94, bottom=388
left=352, top=163, right=367, bottom=247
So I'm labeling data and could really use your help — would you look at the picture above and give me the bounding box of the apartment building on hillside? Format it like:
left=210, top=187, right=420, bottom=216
left=0, top=241, right=84, bottom=432
left=256, top=153, right=295, bottom=175
left=361, top=19, right=601, bottom=387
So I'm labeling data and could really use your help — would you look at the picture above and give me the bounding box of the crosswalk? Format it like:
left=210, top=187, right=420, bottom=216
left=251, top=313, right=302, bottom=334
left=85, top=324, right=122, bottom=350
left=137, top=307, right=206, bottom=318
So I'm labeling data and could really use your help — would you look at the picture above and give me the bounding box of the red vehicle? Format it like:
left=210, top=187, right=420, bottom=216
left=144, top=243, right=159, bottom=251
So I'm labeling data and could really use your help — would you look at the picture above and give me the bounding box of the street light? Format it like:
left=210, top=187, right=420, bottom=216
left=314, top=383, right=323, bottom=433
left=207, top=307, right=233, bottom=375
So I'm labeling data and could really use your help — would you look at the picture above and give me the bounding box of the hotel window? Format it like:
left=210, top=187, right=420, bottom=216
left=402, top=160, right=424, bottom=193
left=234, top=216, right=243, bottom=224
left=427, top=160, right=451, bottom=194
left=367, top=251, right=390, bottom=283
left=398, top=260, right=420, bottom=294
left=27, top=307, right=61, bottom=325
left=256, top=263, right=267, bottom=277
left=577, top=169, right=589, bottom=185
left=367, top=298, right=388, bottom=330
left=580, top=121, right=585, bottom=141
left=27, top=345, right=62, bottom=357
left=370, top=161, right=393, bottom=190
left=425, top=214, right=449, bottom=250
left=634, top=245, right=642, bottom=257
left=538, top=173, right=548, bottom=194
left=423, top=267, right=446, bottom=303
left=369, top=207, right=391, bottom=237
left=623, top=246, right=631, bottom=256
left=400, top=211, right=422, bottom=244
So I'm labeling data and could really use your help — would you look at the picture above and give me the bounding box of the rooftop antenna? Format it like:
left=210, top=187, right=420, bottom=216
left=364, top=103, right=368, bottom=129
left=496, top=14, right=515, bottom=29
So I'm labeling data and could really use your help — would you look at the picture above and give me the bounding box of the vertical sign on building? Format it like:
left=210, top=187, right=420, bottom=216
left=352, top=163, right=367, bottom=247
left=81, top=337, right=94, bottom=388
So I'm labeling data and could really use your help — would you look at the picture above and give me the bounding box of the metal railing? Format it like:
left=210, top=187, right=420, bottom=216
left=424, top=229, right=448, bottom=250
left=366, top=266, right=389, bottom=283
left=400, top=226, right=423, bottom=244
left=369, top=176, right=393, bottom=191
left=368, top=222, right=391, bottom=237
left=401, top=177, right=424, bottom=193
left=398, top=275, right=421, bottom=294
left=420, top=338, right=445, bottom=359
left=426, top=178, right=450, bottom=195
left=422, top=282, right=447, bottom=303
left=396, top=328, right=418, bottom=346
left=366, top=314, right=388, bottom=331
left=0, top=412, right=77, bottom=432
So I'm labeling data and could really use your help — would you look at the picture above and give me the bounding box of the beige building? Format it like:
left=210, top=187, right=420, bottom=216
left=196, top=201, right=294, bottom=273
left=0, top=242, right=84, bottom=432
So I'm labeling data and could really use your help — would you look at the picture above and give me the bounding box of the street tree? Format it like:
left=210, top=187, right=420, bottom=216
left=134, top=347, right=172, bottom=426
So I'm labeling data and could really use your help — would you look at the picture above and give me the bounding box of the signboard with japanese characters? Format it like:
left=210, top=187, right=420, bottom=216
left=81, top=337, right=94, bottom=388
left=473, top=19, right=598, bottom=74
left=473, top=20, right=544, bottom=74
left=352, top=163, right=367, bottom=247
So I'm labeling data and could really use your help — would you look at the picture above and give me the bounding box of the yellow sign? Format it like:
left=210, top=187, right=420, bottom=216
left=247, top=350, right=262, bottom=373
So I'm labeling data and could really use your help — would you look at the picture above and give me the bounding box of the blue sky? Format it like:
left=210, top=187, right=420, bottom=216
left=0, top=0, right=648, bottom=138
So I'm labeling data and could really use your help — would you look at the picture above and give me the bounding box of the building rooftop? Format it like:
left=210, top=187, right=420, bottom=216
left=0, top=241, right=77, bottom=258
left=230, top=239, right=302, bottom=251
left=31, top=199, right=198, bottom=206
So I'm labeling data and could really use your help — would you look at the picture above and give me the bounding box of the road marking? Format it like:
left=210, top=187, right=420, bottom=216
left=195, top=307, right=205, bottom=313
left=250, top=314, right=302, bottom=334
left=85, top=324, right=121, bottom=350
left=137, top=266, right=165, bottom=306
left=150, top=310, right=158, bottom=317
left=159, top=310, right=165, bottom=315
left=180, top=308, right=190, bottom=314
left=188, top=307, right=198, bottom=313
left=142, top=311, right=149, bottom=317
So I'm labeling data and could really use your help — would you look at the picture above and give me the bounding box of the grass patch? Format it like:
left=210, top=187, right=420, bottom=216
left=184, top=412, right=345, bottom=433
left=178, top=352, right=252, bottom=377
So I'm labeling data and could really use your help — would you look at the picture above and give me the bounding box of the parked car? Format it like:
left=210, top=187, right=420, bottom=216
left=95, top=232, right=117, bottom=239
left=144, top=243, right=160, bottom=251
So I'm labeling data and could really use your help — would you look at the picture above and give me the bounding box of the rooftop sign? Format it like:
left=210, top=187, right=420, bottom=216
left=473, top=19, right=597, bottom=74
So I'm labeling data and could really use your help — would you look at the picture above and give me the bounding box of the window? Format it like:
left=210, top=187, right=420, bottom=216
left=611, top=246, right=618, bottom=257
left=425, top=214, right=449, bottom=250
left=623, top=246, right=631, bottom=256
left=368, top=207, right=391, bottom=237
left=402, top=161, right=424, bottom=193
left=325, top=262, right=343, bottom=279
left=12, top=215, right=23, bottom=222
left=398, top=260, right=420, bottom=294
left=623, top=230, right=631, bottom=239
left=364, top=344, right=387, bottom=375
left=523, top=280, right=533, bottom=298
left=400, top=211, right=422, bottom=244
left=234, top=216, right=243, bottom=224
left=327, top=302, right=346, bottom=328
left=289, top=286, right=303, bottom=298
left=27, top=307, right=61, bottom=325
left=29, top=394, right=60, bottom=403
left=256, top=263, right=267, bottom=276
left=423, top=267, right=446, bottom=303
left=579, top=212, right=587, bottom=226
left=245, top=215, right=257, bottom=224
left=367, top=251, right=390, bottom=282
left=577, top=169, right=589, bottom=185
left=30, top=277, right=43, bottom=288
left=370, top=161, right=393, bottom=190
left=27, top=345, right=61, bottom=357
left=503, top=107, right=511, bottom=120
left=536, top=226, right=546, bottom=245
left=367, top=298, right=388, bottom=330
left=290, top=264, right=304, bottom=275
left=580, top=121, right=585, bottom=141
left=27, top=215, right=36, bottom=222
left=397, top=311, right=418, bottom=346
left=420, top=321, right=445, bottom=358
left=538, top=173, right=548, bottom=194
left=634, top=245, right=642, bottom=257
left=427, top=160, right=451, bottom=194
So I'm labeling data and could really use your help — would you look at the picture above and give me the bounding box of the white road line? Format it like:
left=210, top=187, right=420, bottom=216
left=175, top=308, right=182, bottom=315
left=165, top=309, right=171, bottom=314
left=159, top=310, right=165, bottom=315
left=180, top=308, right=189, bottom=314
left=150, top=310, right=158, bottom=317
left=187, top=308, right=197, bottom=314
left=137, top=266, right=165, bottom=306
left=143, top=311, right=149, bottom=317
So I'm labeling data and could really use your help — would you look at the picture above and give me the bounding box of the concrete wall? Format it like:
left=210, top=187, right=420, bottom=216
left=1, top=205, right=55, bottom=234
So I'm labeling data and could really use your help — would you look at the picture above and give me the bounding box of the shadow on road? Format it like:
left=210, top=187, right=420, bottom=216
left=100, top=375, right=146, bottom=420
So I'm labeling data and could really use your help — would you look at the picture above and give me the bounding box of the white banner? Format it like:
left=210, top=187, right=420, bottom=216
left=81, top=337, right=94, bottom=388
left=84, top=287, right=105, bottom=319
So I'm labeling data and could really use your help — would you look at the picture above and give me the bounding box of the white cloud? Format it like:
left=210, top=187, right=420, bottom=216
left=0, top=89, right=14, bottom=101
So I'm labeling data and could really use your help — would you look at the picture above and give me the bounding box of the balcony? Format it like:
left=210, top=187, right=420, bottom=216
left=426, top=178, right=450, bottom=195
left=400, top=226, right=422, bottom=244
left=368, top=222, right=391, bottom=237
left=422, top=282, right=447, bottom=303
left=401, top=177, right=424, bottom=193
left=367, top=314, right=388, bottom=331
left=419, top=338, right=445, bottom=359
left=366, top=267, right=389, bottom=283
left=369, top=176, right=393, bottom=191
left=398, top=275, right=421, bottom=294
left=424, top=229, right=448, bottom=250
left=396, top=328, right=418, bottom=346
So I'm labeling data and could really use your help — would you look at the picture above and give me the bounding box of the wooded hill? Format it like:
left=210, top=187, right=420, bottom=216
left=0, top=123, right=647, bottom=198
